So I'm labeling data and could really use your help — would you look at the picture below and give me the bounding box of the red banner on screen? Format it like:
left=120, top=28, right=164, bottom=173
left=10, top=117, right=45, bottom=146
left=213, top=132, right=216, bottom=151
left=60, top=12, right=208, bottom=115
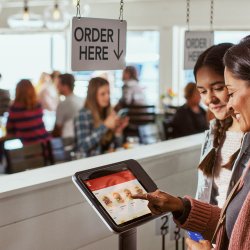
left=84, top=170, right=136, bottom=191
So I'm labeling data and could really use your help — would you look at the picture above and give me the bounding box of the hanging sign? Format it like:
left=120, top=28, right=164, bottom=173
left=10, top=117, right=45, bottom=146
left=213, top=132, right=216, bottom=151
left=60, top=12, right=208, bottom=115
left=184, top=31, right=214, bottom=69
left=71, top=17, right=127, bottom=71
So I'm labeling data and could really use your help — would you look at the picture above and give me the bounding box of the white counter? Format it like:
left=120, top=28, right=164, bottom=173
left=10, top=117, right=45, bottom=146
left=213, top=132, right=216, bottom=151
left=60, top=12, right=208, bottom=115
left=0, top=134, right=203, bottom=250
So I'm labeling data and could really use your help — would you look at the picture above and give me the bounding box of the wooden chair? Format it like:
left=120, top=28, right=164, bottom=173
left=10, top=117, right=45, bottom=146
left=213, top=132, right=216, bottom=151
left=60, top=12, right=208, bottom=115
left=163, top=105, right=179, bottom=140
left=5, top=143, right=47, bottom=174
left=126, top=105, right=156, bottom=124
left=124, top=105, right=156, bottom=138
left=163, top=117, right=175, bottom=140
left=164, top=105, right=179, bottom=117
left=62, top=137, right=75, bottom=156
left=138, top=124, right=161, bottom=145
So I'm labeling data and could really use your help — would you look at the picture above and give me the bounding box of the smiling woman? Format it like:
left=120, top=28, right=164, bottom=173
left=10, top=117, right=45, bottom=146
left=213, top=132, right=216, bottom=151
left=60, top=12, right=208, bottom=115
left=224, top=39, right=250, bottom=132
left=225, top=68, right=250, bottom=132
left=193, top=44, right=243, bottom=207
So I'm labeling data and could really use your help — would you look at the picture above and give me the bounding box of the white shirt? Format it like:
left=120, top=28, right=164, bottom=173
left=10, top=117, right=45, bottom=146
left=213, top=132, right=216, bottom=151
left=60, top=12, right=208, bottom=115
left=215, top=131, right=243, bottom=208
left=56, top=94, right=83, bottom=138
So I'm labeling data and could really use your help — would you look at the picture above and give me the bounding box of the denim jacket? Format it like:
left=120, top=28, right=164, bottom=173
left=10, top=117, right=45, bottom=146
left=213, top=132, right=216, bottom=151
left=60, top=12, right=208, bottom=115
left=195, top=119, right=250, bottom=205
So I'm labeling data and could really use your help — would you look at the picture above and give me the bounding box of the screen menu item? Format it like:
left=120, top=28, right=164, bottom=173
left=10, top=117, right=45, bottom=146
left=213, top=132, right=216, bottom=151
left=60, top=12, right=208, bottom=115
left=83, top=169, right=151, bottom=225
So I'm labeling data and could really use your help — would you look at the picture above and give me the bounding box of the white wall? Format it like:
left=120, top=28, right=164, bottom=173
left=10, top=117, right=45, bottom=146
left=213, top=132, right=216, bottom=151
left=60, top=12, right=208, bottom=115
left=0, top=134, right=203, bottom=250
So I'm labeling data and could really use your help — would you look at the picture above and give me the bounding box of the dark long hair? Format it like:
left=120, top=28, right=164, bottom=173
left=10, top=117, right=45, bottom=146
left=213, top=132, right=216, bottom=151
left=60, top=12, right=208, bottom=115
left=84, top=77, right=113, bottom=147
left=194, top=43, right=233, bottom=81
left=85, top=77, right=111, bottom=127
left=194, top=43, right=239, bottom=177
left=224, top=36, right=250, bottom=86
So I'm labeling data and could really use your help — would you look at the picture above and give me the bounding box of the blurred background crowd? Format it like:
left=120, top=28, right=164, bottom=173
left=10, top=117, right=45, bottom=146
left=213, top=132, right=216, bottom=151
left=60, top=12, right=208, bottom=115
left=0, top=66, right=209, bottom=174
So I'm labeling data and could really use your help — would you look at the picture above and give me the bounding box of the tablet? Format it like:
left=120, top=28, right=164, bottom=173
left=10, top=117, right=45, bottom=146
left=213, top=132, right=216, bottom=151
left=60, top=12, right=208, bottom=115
left=72, top=159, right=158, bottom=233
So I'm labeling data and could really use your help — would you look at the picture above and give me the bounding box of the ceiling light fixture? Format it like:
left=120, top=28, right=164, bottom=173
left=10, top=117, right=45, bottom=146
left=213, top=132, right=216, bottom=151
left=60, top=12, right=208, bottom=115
left=44, top=1, right=69, bottom=30
left=7, top=0, right=44, bottom=29
left=22, top=0, right=30, bottom=20
left=52, top=3, right=61, bottom=20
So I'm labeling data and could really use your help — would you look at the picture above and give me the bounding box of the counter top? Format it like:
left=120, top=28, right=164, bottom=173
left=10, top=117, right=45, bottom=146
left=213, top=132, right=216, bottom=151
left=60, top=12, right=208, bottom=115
left=0, top=133, right=203, bottom=198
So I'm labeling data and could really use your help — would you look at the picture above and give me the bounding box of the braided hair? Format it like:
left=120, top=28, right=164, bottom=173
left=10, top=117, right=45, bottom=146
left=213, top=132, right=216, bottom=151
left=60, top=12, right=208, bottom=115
left=194, top=43, right=240, bottom=177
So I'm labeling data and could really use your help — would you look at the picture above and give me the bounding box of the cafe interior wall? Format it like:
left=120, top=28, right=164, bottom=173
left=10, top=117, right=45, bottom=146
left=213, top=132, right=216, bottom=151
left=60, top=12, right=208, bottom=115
left=1, top=0, right=250, bottom=105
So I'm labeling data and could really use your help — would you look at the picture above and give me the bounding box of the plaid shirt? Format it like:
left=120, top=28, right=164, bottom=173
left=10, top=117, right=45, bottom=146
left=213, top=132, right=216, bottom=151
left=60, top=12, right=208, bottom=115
left=74, top=108, right=122, bottom=157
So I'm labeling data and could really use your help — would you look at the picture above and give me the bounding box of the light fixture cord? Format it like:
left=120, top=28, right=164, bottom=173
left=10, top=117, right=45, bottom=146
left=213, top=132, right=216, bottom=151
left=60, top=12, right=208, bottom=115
left=76, top=0, right=81, bottom=18
left=24, top=0, right=29, bottom=11
left=119, top=0, right=124, bottom=21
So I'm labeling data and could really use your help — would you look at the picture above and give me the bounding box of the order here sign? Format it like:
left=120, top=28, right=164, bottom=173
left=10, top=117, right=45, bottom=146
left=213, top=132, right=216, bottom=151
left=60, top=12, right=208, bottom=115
left=184, top=31, right=214, bottom=69
left=71, top=17, right=127, bottom=71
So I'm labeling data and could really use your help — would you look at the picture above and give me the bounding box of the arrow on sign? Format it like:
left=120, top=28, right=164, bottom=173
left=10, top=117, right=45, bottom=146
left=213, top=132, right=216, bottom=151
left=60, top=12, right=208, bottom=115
left=113, top=29, right=123, bottom=60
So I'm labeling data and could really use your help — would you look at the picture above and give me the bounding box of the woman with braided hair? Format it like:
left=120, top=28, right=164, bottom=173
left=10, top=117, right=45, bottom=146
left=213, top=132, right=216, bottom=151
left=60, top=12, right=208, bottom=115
left=194, top=43, right=244, bottom=208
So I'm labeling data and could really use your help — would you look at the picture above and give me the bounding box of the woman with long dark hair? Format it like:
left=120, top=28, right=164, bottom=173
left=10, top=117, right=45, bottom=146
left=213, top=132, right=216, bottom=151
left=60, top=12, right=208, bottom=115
left=194, top=43, right=243, bottom=208
left=75, top=77, right=128, bottom=157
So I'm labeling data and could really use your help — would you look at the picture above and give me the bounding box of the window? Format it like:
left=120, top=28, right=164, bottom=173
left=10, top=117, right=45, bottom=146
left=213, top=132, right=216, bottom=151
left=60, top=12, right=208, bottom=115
left=0, top=32, right=66, bottom=98
left=0, top=30, right=159, bottom=106
left=74, top=30, right=160, bottom=106
left=182, top=30, right=250, bottom=104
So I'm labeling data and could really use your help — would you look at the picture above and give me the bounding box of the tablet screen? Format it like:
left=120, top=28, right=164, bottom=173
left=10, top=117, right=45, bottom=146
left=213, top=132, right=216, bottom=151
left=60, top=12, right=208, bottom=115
left=83, top=169, right=151, bottom=225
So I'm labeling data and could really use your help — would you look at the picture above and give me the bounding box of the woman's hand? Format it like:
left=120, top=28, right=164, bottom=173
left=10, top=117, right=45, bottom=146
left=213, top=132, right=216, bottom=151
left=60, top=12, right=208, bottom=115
left=186, top=239, right=212, bottom=250
left=104, top=112, right=118, bottom=130
left=115, top=116, right=129, bottom=135
left=132, top=189, right=184, bottom=215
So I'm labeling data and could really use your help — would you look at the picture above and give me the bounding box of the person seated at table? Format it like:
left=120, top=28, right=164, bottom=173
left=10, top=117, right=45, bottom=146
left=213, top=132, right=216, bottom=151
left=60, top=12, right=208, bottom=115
left=116, top=66, right=146, bottom=109
left=75, top=77, right=129, bottom=158
left=172, top=82, right=208, bottom=138
left=53, top=73, right=83, bottom=138
left=6, top=79, right=50, bottom=145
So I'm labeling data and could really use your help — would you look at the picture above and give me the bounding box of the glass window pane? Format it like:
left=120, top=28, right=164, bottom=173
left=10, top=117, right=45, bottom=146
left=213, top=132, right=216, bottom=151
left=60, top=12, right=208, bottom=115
left=0, top=34, right=51, bottom=97
left=74, top=30, right=160, bottom=106
left=0, top=33, right=66, bottom=98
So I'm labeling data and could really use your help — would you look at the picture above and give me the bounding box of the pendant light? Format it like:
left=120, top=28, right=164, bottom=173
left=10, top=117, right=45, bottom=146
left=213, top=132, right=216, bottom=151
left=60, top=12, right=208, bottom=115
left=8, top=0, right=44, bottom=29
left=44, top=1, right=69, bottom=30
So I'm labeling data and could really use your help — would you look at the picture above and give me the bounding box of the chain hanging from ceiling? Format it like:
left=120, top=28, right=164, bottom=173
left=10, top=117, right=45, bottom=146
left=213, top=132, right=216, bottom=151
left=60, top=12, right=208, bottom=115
left=186, top=0, right=190, bottom=31
left=119, top=0, right=124, bottom=21
left=76, top=0, right=81, bottom=18
left=210, top=0, right=214, bottom=30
